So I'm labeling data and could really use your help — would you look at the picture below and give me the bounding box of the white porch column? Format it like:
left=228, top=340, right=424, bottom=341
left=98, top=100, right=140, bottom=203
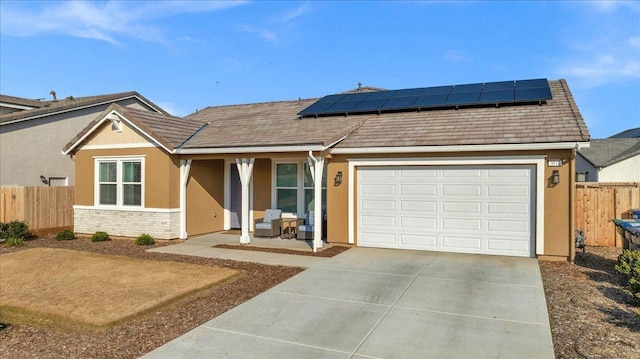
left=179, top=159, right=192, bottom=239
left=236, top=158, right=255, bottom=244
left=308, top=152, right=324, bottom=252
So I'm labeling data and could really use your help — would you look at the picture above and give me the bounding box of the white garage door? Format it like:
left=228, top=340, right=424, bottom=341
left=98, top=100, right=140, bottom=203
left=357, top=165, right=534, bottom=257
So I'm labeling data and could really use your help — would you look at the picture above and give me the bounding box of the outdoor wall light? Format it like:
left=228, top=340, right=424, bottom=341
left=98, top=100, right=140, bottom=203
left=334, top=171, right=343, bottom=185
left=552, top=170, right=560, bottom=184
left=40, top=175, right=49, bottom=185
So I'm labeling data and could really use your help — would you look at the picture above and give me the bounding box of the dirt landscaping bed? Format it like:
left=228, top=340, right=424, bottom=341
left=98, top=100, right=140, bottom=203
left=1, top=237, right=639, bottom=358
left=541, top=246, right=640, bottom=358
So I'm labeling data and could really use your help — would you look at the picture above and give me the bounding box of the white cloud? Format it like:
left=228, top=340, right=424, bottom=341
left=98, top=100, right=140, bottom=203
left=560, top=54, right=640, bottom=86
left=587, top=0, right=640, bottom=14
left=238, top=25, right=280, bottom=43
left=237, top=3, right=314, bottom=44
left=0, top=0, right=247, bottom=45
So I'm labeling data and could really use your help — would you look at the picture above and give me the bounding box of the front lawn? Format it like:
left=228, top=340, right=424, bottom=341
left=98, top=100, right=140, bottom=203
left=0, top=248, right=239, bottom=328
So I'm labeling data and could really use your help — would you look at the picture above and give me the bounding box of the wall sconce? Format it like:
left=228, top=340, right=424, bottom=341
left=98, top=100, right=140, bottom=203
left=40, top=175, right=49, bottom=185
left=334, top=171, right=343, bottom=185
left=552, top=170, right=560, bottom=184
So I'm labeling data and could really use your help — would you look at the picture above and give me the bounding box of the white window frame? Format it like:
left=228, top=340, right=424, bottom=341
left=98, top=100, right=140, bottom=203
left=94, top=156, right=145, bottom=208
left=272, top=159, right=326, bottom=218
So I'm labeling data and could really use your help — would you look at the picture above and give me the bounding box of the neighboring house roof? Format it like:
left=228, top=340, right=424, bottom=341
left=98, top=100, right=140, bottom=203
left=0, top=91, right=170, bottom=126
left=64, top=79, right=590, bottom=155
left=63, top=104, right=205, bottom=154
left=609, top=127, right=640, bottom=138
left=0, top=94, right=47, bottom=109
left=578, top=138, right=640, bottom=168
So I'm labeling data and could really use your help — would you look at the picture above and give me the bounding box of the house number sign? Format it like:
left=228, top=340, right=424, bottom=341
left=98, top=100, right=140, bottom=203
left=547, top=159, right=563, bottom=167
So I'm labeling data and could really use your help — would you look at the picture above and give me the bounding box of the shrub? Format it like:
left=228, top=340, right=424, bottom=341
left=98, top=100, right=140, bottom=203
left=134, top=233, right=155, bottom=245
left=4, top=236, right=24, bottom=247
left=615, top=249, right=640, bottom=302
left=1, top=221, right=29, bottom=239
left=90, top=231, right=110, bottom=242
left=56, top=229, right=76, bottom=241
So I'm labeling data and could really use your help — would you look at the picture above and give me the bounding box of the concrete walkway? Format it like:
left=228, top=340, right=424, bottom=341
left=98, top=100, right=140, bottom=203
left=143, top=247, right=554, bottom=358
left=148, top=233, right=330, bottom=268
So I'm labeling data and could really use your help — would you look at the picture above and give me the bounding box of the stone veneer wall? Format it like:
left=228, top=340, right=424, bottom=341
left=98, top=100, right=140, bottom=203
left=74, top=207, right=181, bottom=239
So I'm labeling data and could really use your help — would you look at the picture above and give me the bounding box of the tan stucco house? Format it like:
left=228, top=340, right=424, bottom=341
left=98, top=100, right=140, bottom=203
left=0, top=92, right=168, bottom=186
left=63, top=79, right=590, bottom=261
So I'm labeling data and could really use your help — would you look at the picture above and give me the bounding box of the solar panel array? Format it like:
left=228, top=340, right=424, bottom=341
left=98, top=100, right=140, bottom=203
left=299, top=78, right=552, bottom=117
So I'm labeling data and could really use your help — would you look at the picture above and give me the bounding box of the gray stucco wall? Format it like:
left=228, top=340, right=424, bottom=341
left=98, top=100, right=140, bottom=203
left=0, top=99, right=157, bottom=186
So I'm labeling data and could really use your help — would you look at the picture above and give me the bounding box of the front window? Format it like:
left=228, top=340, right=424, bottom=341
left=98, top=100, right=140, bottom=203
left=275, top=161, right=326, bottom=217
left=96, top=158, right=144, bottom=207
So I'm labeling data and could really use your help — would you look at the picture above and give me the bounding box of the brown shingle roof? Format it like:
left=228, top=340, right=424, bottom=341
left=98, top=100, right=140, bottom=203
left=63, top=104, right=205, bottom=154
left=0, top=94, right=47, bottom=109
left=1, top=91, right=169, bottom=125
left=184, top=99, right=363, bottom=149
left=333, top=79, right=590, bottom=148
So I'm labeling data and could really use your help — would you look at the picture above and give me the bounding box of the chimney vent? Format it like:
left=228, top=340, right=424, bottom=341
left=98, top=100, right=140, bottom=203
left=49, top=90, right=57, bottom=101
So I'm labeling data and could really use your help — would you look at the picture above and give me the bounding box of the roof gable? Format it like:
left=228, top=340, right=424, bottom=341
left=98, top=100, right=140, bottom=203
left=63, top=104, right=206, bottom=155
left=578, top=138, right=640, bottom=168
left=0, top=91, right=169, bottom=126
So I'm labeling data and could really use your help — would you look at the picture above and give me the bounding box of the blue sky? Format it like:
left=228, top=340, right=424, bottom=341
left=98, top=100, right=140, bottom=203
left=1, top=1, right=638, bottom=138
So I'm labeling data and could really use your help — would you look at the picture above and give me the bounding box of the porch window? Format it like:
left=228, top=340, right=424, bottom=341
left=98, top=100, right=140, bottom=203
left=96, top=157, right=144, bottom=207
left=274, top=161, right=326, bottom=217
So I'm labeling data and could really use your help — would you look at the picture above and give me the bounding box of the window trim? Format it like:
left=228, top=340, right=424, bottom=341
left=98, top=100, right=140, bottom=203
left=94, top=156, right=145, bottom=208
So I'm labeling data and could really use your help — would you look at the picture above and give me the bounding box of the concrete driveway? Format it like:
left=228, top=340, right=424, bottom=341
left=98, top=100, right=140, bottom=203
left=143, top=248, right=554, bottom=358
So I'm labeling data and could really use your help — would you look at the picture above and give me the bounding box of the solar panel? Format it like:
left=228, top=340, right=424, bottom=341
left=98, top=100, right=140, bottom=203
left=393, top=88, right=425, bottom=98
left=515, top=79, right=548, bottom=89
left=380, top=96, right=418, bottom=110
left=479, top=90, right=514, bottom=104
left=414, top=94, right=449, bottom=107
left=298, top=78, right=551, bottom=117
left=483, top=81, right=514, bottom=91
left=421, top=86, right=453, bottom=96
left=353, top=99, right=389, bottom=111
left=445, top=92, right=481, bottom=105
left=451, top=83, right=483, bottom=93
left=515, top=87, right=552, bottom=101
left=366, top=90, right=397, bottom=100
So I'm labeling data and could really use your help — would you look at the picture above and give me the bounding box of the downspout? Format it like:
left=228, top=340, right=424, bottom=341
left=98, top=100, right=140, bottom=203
left=180, top=159, right=192, bottom=239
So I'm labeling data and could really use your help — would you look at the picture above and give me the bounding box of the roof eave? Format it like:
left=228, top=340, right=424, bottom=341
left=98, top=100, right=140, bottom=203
left=330, top=142, right=591, bottom=154
left=175, top=144, right=326, bottom=155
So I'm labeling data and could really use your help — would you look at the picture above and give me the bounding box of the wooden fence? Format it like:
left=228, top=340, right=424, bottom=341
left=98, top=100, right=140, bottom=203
left=575, top=182, right=639, bottom=247
left=0, top=186, right=74, bottom=232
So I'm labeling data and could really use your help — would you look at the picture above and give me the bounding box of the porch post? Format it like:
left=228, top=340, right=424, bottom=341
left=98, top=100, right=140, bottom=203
left=308, top=152, right=324, bottom=252
left=179, top=159, right=192, bottom=239
left=236, top=158, right=255, bottom=244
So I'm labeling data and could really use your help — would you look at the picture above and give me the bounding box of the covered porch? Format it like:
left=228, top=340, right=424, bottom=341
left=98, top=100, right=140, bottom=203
left=177, top=152, right=330, bottom=252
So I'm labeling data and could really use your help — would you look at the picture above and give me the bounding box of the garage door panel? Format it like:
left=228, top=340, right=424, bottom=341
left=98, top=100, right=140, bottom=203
left=400, top=234, right=437, bottom=248
left=442, top=184, right=482, bottom=196
left=442, top=218, right=482, bottom=231
left=488, top=219, right=530, bottom=233
left=361, top=215, right=396, bottom=227
left=442, top=201, right=482, bottom=214
left=357, top=165, right=534, bottom=257
left=361, top=184, right=395, bottom=196
left=487, top=202, right=530, bottom=215
left=442, top=236, right=482, bottom=250
left=361, top=199, right=395, bottom=211
left=400, top=216, right=437, bottom=229
left=487, top=185, right=529, bottom=197
left=400, top=184, right=436, bottom=196
left=401, top=200, right=437, bottom=212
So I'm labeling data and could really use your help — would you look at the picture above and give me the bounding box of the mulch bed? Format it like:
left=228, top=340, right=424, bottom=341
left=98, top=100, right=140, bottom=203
left=540, top=246, right=640, bottom=358
left=2, top=238, right=639, bottom=358
left=213, top=243, right=351, bottom=257
left=0, top=237, right=303, bottom=359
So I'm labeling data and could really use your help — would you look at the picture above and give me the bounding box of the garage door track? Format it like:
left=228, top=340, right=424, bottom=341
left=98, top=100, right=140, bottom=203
left=143, top=248, right=554, bottom=358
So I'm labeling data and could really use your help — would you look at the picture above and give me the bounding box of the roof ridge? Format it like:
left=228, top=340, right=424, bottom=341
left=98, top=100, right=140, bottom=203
left=188, top=97, right=318, bottom=117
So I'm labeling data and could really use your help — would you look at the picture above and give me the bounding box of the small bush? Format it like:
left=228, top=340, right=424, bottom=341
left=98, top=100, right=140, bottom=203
left=90, top=231, right=110, bottom=242
left=615, top=249, right=640, bottom=302
left=1, top=221, right=29, bottom=239
left=134, top=233, right=155, bottom=245
left=4, top=236, right=24, bottom=247
left=56, top=230, right=76, bottom=241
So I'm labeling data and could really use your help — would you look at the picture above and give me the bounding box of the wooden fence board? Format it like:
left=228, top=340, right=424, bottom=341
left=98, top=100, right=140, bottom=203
left=0, top=186, right=74, bottom=231
left=575, top=182, right=640, bottom=247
